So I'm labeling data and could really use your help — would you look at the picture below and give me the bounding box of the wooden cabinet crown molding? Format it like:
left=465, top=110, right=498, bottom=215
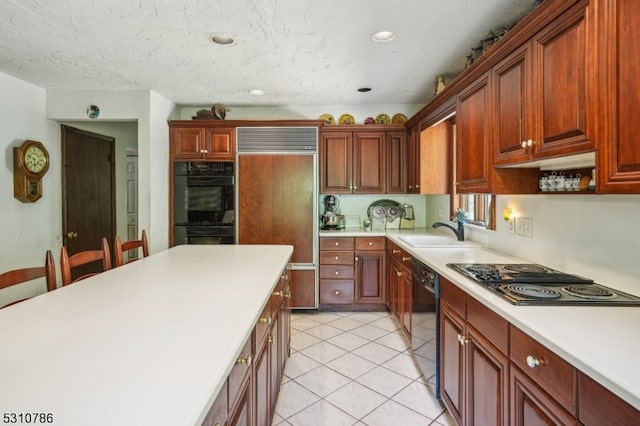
left=168, top=119, right=324, bottom=128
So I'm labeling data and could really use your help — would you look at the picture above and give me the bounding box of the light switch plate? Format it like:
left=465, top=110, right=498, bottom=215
left=516, top=217, right=533, bottom=237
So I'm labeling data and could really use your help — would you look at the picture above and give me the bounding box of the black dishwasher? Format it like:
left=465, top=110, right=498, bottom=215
left=411, top=258, right=441, bottom=399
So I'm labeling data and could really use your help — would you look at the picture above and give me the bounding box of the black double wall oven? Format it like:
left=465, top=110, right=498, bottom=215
left=173, top=161, right=235, bottom=245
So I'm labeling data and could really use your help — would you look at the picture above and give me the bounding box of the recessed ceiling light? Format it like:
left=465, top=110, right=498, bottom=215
left=209, top=34, right=235, bottom=46
left=372, top=31, right=395, bottom=43
left=358, top=87, right=372, bottom=92
left=249, top=89, right=265, bottom=96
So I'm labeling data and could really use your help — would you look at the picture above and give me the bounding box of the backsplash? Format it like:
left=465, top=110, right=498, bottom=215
left=319, top=194, right=428, bottom=228
left=426, top=194, right=640, bottom=295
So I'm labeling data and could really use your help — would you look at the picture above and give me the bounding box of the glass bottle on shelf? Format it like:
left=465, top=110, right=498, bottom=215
left=588, top=168, right=596, bottom=191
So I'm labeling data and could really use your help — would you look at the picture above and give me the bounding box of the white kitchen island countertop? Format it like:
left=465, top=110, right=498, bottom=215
left=0, top=244, right=293, bottom=426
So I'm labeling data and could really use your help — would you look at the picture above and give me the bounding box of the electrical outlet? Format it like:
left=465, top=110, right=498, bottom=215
left=508, top=217, right=515, bottom=233
left=516, top=217, right=533, bottom=237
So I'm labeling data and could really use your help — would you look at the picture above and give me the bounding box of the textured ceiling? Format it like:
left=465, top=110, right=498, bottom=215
left=0, top=0, right=535, bottom=107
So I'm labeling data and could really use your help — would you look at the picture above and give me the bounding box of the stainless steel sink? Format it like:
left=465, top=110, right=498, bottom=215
left=397, top=235, right=481, bottom=248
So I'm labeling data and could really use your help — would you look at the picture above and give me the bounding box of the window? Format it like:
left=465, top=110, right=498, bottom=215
left=453, top=193, right=493, bottom=228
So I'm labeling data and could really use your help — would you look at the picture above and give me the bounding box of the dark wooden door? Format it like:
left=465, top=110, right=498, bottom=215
left=61, top=125, right=115, bottom=279
left=407, top=126, right=420, bottom=193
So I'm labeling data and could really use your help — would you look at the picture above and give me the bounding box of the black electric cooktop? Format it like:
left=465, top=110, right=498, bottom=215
left=447, top=263, right=640, bottom=306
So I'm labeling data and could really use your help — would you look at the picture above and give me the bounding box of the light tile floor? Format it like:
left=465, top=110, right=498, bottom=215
left=272, top=311, right=455, bottom=426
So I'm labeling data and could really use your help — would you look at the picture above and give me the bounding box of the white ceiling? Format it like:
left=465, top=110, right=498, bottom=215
left=0, top=0, right=535, bottom=107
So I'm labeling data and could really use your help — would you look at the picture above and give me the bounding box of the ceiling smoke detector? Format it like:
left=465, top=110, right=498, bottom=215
left=371, top=31, right=396, bottom=43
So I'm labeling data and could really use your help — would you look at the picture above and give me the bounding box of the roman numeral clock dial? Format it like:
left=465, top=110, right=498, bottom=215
left=13, top=140, right=50, bottom=202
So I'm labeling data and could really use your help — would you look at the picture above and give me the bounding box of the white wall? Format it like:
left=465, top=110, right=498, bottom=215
left=425, top=194, right=640, bottom=296
left=178, top=104, right=423, bottom=123
left=0, top=73, right=60, bottom=306
left=47, top=89, right=177, bottom=254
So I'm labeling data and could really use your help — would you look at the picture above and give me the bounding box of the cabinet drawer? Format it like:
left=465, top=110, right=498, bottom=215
left=254, top=302, right=272, bottom=347
left=386, top=241, right=411, bottom=264
left=319, top=280, right=354, bottom=304
left=355, top=237, right=385, bottom=250
left=440, top=277, right=466, bottom=317
left=578, top=371, right=640, bottom=425
left=228, top=336, right=252, bottom=407
left=320, top=265, right=354, bottom=280
left=466, top=296, right=508, bottom=355
left=319, top=250, right=354, bottom=265
left=320, top=237, right=355, bottom=250
left=510, top=325, right=576, bottom=414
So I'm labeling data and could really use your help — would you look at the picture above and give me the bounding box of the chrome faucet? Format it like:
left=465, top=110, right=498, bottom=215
left=432, top=221, right=465, bottom=241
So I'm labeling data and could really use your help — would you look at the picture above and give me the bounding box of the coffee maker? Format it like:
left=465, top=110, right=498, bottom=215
left=320, top=195, right=341, bottom=230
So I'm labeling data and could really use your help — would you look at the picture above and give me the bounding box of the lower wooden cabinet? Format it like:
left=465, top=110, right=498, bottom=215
left=204, top=266, right=290, bottom=426
left=319, top=237, right=385, bottom=310
left=440, top=278, right=509, bottom=426
left=386, top=240, right=412, bottom=340
left=440, top=278, right=640, bottom=426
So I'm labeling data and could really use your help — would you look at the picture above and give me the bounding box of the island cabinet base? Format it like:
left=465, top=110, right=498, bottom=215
left=202, top=265, right=291, bottom=426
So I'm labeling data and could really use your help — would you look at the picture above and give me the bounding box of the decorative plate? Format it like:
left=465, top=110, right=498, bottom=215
left=319, top=113, right=335, bottom=125
left=364, top=117, right=375, bottom=125
left=375, top=114, right=391, bottom=125
left=391, top=113, right=407, bottom=124
left=339, top=114, right=355, bottom=125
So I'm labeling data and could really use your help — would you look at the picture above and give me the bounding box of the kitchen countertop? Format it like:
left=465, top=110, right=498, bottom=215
left=0, top=244, right=293, bottom=426
left=320, top=228, right=640, bottom=411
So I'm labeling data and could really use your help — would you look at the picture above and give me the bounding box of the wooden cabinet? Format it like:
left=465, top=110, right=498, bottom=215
left=386, top=131, right=408, bottom=193
left=440, top=278, right=509, bottom=426
left=319, top=237, right=355, bottom=305
left=319, top=126, right=407, bottom=194
left=456, top=72, right=493, bottom=193
left=493, top=0, right=594, bottom=166
left=207, top=265, right=291, bottom=426
left=597, top=0, right=640, bottom=193
left=354, top=237, right=386, bottom=305
left=386, top=240, right=412, bottom=339
left=578, top=371, right=640, bottom=425
left=509, top=325, right=577, bottom=425
left=319, top=237, right=386, bottom=309
left=407, top=125, right=420, bottom=193
left=170, top=125, right=235, bottom=161
left=419, top=119, right=453, bottom=194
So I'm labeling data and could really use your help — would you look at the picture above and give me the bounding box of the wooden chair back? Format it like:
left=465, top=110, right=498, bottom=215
left=0, top=250, right=57, bottom=308
left=114, top=230, right=149, bottom=267
left=60, top=238, right=112, bottom=286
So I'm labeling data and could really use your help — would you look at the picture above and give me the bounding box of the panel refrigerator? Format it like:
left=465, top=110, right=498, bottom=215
left=236, top=127, right=318, bottom=309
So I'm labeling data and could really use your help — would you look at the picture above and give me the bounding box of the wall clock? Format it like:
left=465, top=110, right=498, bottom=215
left=13, top=140, right=50, bottom=202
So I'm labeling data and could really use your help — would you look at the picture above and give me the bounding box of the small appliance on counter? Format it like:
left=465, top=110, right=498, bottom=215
left=320, top=194, right=342, bottom=230
left=367, top=199, right=402, bottom=230
left=400, top=203, right=415, bottom=229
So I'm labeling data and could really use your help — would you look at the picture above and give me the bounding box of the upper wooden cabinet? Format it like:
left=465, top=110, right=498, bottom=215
left=493, top=0, right=594, bottom=166
left=319, top=126, right=407, bottom=194
left=597, top=0, right=640, bottom=193
left=456, top=72, right=493, bottom=193
left=170, top=125, right=235, bottom=161
left=419, top=119, right=453, bottom=194
left=407, top=125, right=420, bottom=193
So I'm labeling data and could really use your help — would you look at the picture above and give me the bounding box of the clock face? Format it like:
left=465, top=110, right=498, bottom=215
left=23, top=145, right=48, bottom=174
